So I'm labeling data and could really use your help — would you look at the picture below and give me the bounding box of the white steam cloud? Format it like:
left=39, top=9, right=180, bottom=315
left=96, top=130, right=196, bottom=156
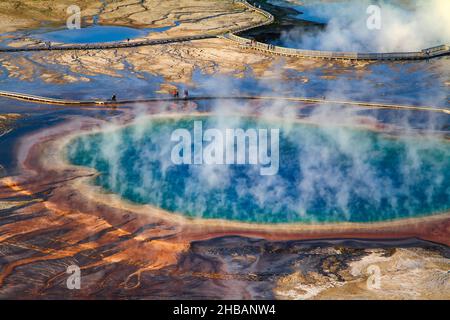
left=278, top=0, right=450, bottom=52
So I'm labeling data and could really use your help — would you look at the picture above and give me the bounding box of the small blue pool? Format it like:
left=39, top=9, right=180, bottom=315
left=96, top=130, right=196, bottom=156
left=34, top=24, right=176, bottom=44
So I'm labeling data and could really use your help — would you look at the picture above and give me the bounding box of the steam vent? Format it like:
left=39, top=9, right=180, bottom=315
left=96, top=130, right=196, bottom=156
left=0, top=0, right=449, bottom=303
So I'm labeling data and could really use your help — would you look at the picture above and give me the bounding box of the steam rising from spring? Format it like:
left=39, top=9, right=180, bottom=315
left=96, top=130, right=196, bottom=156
left=66, top=107, right=450, bottom=223
left=277, top=0, right=450, bottom=52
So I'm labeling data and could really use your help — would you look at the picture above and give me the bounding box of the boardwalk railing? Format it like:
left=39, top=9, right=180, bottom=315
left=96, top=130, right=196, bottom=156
left=226, top=1, right=450, bottom=61
left=0, top=90, right=95, bottom=105
left=0, top=90, right=449, bottom=115
left=224, top=32, right=450, bottom=61
left=0, top=34, right=215, bottom=53
left=231, top=0, right=274, bottom=33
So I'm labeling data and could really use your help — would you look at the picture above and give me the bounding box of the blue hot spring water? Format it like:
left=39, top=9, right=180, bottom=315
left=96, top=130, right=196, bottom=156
left=66, top=116, right=450, bottom=224
left=34, top=24, right=177, bottom=44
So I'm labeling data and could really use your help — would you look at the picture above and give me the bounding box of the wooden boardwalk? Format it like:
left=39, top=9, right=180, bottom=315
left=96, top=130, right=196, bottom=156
left=229, top=1, right=450, bottom=61
left=0, top=90, right=448, bottom=115
left=224, top=33, right=450, bottom=61
left=0, top=34, right=215, bottom=53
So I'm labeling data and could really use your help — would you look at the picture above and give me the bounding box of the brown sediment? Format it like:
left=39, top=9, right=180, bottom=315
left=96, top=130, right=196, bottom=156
left=0, top=0, right=263, bottom=35
left=26, top=37, right=325, bottom=85
left=2, top=36, right=361, bottom=86
left=0, top=113, right=21, bottom=138
left=273, top=246, right=450, bottom=300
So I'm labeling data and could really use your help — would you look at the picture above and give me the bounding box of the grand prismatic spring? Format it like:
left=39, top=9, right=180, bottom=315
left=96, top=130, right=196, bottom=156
left=0, top=0, right=449, bottom=302
left=67, top=116, right=450, bottom=224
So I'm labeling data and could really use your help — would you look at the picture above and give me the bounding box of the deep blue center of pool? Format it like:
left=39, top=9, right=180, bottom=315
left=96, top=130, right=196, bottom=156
left=67, top=116, right=450, bottom=223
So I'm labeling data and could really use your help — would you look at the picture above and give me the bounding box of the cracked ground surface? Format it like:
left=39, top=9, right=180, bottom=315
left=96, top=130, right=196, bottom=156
left=0, top=0, right=266, bottom=35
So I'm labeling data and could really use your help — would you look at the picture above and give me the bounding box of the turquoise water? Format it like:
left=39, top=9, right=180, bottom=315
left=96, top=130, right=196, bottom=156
left=35, top=24, right=176, bottom=44
left=67, top=116, right=450, bottom=224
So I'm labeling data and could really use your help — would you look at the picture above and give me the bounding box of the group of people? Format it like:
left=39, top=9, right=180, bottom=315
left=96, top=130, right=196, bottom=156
left=247, top=39, right=276, bottom=51
left=172, top=88, right=189, bottom=99
left=108, top=88, right=190, bottom=103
